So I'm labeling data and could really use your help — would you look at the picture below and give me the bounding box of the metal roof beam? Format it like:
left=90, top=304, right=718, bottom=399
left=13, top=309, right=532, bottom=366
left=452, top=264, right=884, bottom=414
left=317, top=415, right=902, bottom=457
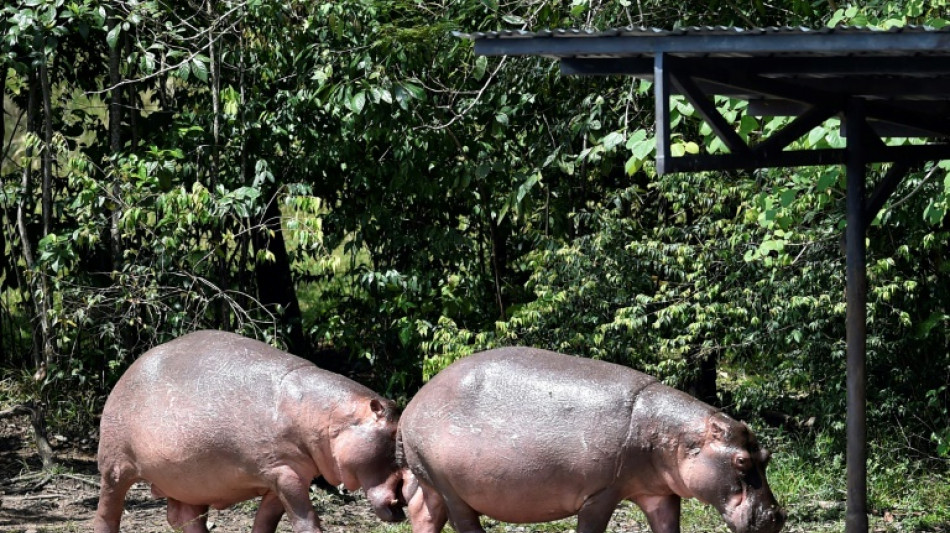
left=659, top=143, right=950, bottom=174
left=669, top=63, right=752, bottom=157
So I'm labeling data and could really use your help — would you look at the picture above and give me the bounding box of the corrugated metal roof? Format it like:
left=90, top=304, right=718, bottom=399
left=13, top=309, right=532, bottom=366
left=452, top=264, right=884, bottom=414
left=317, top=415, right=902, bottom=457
left=455, top=25, right=950, bottom=58
left=457, top=25, right=948, bottom=40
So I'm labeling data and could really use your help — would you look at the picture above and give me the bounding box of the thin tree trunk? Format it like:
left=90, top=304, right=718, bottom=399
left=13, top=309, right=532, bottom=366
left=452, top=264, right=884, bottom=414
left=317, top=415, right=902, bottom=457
left=206, top=1, right=229, bottom=328
left=125, top=31, right=137, bottom=151
left=108, top=17, right=123, bottom=267
left=39, top=59, right=53, bottom=237
left=253, top=195, right=307, bottom=359
left=0, top=404, right=55, bottom=470
left=207, top=0, right=220, bottom=188
left=488, top=214, right=506, bottom=321
left=14, top=71, right=56, bottom=471
left=17, top=71, right=47, bottom=369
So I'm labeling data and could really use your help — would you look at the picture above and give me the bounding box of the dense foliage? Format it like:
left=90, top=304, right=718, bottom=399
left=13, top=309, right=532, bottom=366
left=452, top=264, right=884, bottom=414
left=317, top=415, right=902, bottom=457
left=1, top=0, right=948, bottom=486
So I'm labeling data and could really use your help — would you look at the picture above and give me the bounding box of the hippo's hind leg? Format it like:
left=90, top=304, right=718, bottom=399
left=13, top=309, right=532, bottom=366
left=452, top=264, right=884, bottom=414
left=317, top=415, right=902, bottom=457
left=166, top=498, right=209, bottom=533
left=92, top=462, right=137, bottom=533
left=251, top=491, right=286, bottom=533
left=439, top=493, right=484, bottom=533
left=405, top=477, right=449, bottom=533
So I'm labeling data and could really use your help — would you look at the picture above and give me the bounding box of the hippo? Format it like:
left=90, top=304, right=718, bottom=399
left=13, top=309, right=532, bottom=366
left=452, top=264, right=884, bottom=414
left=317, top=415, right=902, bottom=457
left=398, top=347, right=785, bottom=533
left=93, top=330, right=404, bottom=533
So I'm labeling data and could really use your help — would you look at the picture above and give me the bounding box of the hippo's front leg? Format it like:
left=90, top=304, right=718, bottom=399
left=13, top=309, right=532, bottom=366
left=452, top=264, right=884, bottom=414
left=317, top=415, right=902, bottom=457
left=577, top=489, right=622, bottom=533
left=251, top=492, right=286, bottom=533
left=633, top=495, right=682, bottom=533
left=273, top=467, right=323, bottom=533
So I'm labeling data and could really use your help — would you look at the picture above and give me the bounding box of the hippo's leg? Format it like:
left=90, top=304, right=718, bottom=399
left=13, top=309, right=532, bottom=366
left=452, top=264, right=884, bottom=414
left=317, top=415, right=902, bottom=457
left=251, top=492, right=286, bottom=533
left=440, top=493, right=485, bottom=533
left=632, top=495, right=681, bottom=533
left=92, top=463, right=136, bottom=533
left=166, top=498, right=209, bottom=533
left=272, top=467, right=322, bottom=532
left=576, top=489, right=621, bottom=533
left=406, top=480, right=449, bottom=533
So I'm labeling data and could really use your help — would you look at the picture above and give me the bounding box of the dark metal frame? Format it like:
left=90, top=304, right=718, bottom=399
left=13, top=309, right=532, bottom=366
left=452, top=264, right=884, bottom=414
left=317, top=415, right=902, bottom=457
left=460, top=26, right=950, bottom=533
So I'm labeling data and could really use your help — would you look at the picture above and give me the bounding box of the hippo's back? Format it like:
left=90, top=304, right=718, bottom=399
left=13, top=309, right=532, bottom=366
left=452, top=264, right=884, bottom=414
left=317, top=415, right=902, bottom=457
left=399, top=347, right=658, bottom=521
left=98, top=330, right=359, bottom=474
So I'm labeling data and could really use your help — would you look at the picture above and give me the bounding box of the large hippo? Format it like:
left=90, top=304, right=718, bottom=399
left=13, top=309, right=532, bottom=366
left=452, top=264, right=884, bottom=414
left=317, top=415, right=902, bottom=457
left=398, top=347, right=785, bottom=533
left=94, top=330, right=405, bottom=533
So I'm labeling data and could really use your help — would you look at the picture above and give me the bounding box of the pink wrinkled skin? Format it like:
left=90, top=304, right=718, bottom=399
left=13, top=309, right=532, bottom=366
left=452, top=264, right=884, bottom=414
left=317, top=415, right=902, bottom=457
left=93, top=330, right=404, bottom=533
left=397, top=347, right=785, bottom=533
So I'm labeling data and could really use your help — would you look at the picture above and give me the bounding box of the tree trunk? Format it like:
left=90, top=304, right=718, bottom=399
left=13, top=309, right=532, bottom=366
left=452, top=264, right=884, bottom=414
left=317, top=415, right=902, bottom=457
left=488, top=213, right=507, bottom=321
left=125, top=31, right=138, bottom=151
left=17, top=70, right=48, bottom=369
left=13, top=72, right=56, bottom=471
left=686, top=349, right=719, bottom=406
left=207, top=1, right=229, bottom=328
left=253, top=195, right=308, bottom=359
left=39, top=59, right=53, bottom=238
left=108, top=17, right=123, bottom=268
left=0, top=404, right=55, bottom=470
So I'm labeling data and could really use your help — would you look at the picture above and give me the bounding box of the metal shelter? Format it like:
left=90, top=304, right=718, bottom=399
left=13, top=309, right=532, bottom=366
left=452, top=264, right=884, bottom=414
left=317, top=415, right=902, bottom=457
left=458, top=25, right=950, bottom=533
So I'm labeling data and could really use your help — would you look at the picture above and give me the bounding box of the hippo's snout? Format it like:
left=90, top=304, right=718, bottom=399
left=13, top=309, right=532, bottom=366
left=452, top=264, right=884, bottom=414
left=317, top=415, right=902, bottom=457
left=365, top=484, right=407, bottom=523
left=728, top=503, right=786, bottom=533
left=369, top=497, right=406, bottom=523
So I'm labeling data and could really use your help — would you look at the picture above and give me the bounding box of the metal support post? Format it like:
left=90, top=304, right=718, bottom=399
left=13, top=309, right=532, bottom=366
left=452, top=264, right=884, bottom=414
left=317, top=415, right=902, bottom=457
left=844, top=97, right=869, bottom=533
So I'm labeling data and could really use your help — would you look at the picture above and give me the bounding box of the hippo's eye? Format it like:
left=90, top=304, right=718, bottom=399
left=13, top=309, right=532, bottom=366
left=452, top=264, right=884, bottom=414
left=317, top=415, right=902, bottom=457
left=733, top=452, right=752, bottom=472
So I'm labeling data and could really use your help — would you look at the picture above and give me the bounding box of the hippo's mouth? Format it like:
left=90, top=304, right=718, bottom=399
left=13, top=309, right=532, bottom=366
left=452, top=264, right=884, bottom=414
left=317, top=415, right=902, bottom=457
left=372, top=501, right=406, bottom=523
left=722, top=498, right=786, bottom=533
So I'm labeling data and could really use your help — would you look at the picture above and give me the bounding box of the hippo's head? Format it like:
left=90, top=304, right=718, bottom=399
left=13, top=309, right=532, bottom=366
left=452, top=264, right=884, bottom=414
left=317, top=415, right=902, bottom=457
left=679, top=413, right=786, bottom=533
left=332, top=397, right=406, bottom=523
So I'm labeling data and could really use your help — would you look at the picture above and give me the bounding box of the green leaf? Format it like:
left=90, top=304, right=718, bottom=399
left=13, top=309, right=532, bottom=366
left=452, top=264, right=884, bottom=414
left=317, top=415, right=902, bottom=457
left=502, top=15, right=525, bottom=25
left=780, top=188, right=797, bottom=208
left=602, top=131, right=625, bottom=151
left=191, top=57, right=209, bottom=82
left=816, top=169, right=838, bottom=192
left=473, top=56, right=487, bottom=81
left=349, top=91, right=366, bottom=113
left=106, top=23, right=120, bottom=49
left=625, top=155, right=641, bottom=176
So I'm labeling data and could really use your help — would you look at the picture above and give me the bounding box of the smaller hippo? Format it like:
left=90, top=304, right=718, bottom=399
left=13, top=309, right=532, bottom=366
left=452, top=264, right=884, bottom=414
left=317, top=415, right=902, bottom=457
left=398, top=347, right=785, bottom=533
left=94, top=330, right=405, bottom=533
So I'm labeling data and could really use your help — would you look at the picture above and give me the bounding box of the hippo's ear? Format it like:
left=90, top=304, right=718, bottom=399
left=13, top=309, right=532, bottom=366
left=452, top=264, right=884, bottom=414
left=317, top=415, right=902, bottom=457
left=706, top=414, right=732, bottom=443
left=370, top=398, right=387, bottom=421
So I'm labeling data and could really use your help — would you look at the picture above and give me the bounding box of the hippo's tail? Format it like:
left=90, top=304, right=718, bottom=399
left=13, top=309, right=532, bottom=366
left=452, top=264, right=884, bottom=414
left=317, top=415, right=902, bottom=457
left=394, top=425, right=406, bottom=468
